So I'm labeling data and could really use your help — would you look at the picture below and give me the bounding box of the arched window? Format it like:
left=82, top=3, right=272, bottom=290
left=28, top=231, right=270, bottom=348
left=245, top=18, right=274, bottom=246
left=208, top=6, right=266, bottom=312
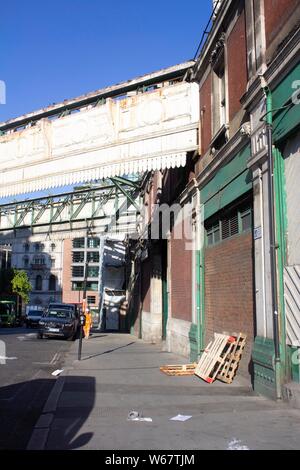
left=35, top=275, right=42, bottom=291
left=49, top=274, right=56, bottom=291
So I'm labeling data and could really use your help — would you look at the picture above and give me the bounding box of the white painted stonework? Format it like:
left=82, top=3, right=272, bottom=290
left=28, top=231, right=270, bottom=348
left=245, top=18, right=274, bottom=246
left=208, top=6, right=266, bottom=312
left=166, top=317, right=193, bottom=359
left=0, top=82, right=199, bottom=197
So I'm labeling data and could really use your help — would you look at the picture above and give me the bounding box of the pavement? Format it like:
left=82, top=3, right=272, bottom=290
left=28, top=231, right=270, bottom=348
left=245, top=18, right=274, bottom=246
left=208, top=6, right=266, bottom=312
left=0, top=327, right=72, bottom=449
left=27, top=332, right=300, bottom=450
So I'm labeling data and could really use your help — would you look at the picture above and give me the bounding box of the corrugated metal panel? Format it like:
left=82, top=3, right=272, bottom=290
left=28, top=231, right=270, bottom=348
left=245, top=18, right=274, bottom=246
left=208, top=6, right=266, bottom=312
left=284, top=265, right=300, bottom=347
left=284, top=131, right=300, bottom=265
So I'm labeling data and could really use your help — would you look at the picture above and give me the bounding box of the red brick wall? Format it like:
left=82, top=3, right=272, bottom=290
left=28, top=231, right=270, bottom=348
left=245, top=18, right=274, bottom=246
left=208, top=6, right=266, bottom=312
left=141, top=257, right=151, bottom=313
left=170, top=224, right=192, bottom=322
left=204, top=232, right=255, bottom=377
left=264, top=0, right=299, bottom=47
left=62, top=239, right=99, bottom=306
left=200, top=72, right=212, bottom=156
left=227, top=9, right=248, bottom=121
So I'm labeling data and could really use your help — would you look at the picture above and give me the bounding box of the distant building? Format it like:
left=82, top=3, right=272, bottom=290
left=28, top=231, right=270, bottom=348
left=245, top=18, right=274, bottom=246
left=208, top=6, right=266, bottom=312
left=0, top=244, right=11, bottom=269
left=11, top=235, right=63, bottom=307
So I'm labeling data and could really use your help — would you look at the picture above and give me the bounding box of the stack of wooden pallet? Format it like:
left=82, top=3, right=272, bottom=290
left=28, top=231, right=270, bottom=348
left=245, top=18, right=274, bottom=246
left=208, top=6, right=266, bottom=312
left=160, top=332, right=246, bottom=384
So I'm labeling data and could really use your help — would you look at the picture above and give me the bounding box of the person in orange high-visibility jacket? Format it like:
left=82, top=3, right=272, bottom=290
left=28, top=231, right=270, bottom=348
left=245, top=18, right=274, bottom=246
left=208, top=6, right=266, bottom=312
left=82, top=300, right=92, bottom=339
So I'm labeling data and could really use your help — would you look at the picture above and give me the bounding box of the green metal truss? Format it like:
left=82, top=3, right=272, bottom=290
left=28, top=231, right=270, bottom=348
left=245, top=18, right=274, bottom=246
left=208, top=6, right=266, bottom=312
left=0, top=177, right=142, bottom=232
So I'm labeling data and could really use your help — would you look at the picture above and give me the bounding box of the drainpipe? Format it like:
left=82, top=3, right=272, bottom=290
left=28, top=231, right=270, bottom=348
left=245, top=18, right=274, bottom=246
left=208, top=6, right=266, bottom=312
left=264, top=86, right=282, bottom=400
left=194, top=181, right=203, bottom=357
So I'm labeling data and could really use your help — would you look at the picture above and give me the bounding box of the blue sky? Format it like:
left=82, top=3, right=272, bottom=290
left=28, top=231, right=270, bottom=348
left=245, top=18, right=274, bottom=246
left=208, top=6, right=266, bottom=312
left=0, top=0, right=212, bottom=123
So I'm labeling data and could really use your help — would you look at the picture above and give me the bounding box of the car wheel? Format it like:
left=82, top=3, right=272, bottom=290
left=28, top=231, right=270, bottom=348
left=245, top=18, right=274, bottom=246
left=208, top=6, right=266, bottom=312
left=67, top=333, right=74, bottom=341
left=37, top=332, right=43, bottom=339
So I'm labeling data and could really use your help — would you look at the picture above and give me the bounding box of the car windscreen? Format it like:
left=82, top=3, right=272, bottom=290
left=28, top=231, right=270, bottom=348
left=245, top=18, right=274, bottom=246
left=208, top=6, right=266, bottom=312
left=46, top=309, right=72, bottom=319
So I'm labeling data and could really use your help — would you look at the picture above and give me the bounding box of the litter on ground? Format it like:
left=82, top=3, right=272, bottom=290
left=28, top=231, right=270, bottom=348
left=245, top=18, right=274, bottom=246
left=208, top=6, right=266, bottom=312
left=52, top=369, right=63, bottom=376
left=170, top=414, right=192, bottom=422
left=127, top=411, right=153, bottom=422
left=227, top=438, right=250, bottom=450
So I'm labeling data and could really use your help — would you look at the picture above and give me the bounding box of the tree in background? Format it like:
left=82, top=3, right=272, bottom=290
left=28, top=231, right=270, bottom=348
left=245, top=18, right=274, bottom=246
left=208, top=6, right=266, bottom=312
left=11, top=270, right=32, bottom=304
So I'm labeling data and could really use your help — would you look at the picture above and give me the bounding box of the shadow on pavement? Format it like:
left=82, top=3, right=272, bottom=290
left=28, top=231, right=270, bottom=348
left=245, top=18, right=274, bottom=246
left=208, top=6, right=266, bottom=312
left=45, top=375, right=96, bottom=450
left=0, top=376, right=96, bottom=450
left=80, top=341, right=136, bottom=361
left=0, top=378, right=54, bottom=449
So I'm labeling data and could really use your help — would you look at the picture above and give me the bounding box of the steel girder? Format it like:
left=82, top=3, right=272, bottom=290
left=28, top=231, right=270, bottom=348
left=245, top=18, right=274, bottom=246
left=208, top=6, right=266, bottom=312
left=0, top=177, right=142, bottom=232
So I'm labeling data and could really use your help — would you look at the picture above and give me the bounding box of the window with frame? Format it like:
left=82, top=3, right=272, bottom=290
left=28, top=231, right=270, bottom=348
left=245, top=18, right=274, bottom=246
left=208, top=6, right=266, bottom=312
left=72, top=238, right=85, bottom=249
left=49, top=274, right=56, bottom=291
left=35, top=275, right=43, bottom=291
left=33, top=256, right=45, bottom=265
left=72, top=251, right=84, bottom=263
left=212, top=53, right=227, bottom=137
left=87, top=237, right=100, bottom=249
left=87, top=251, right=99, bottom=263
left=72, top=281, right=98, bottom=291
left=87, top=266, right=99, bottom=278
left=72, top=265, right=84, bottom=278
left=87, top=296, right=96, bottom=305
left=206, top=199, right=252, bottom=246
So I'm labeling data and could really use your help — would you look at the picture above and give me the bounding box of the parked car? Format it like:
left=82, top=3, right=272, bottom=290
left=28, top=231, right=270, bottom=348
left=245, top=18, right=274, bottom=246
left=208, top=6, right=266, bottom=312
left=25, top=308, right=44, bottom=328
left=48, top=302, right=79, bottom=318
left=37, top=307, right=79, bottom=340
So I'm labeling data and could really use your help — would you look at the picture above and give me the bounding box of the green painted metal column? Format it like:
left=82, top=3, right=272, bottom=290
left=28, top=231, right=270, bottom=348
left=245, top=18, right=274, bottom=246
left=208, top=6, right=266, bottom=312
left=273, top=147, right=288, bottom=378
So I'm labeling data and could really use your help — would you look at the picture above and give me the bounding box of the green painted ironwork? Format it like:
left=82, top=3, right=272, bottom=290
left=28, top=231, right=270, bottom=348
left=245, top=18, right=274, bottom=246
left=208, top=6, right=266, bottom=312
left=0, top=178, right=142, bottom=231
left=201, top=144, right=252, bottom=220
left=272, top=61, right=300, bottom=143
left=273, top=147, right=288, bottom=378
left=189, top=323, right=199, bottom=362
left=252, top=336, right=276, bottom=399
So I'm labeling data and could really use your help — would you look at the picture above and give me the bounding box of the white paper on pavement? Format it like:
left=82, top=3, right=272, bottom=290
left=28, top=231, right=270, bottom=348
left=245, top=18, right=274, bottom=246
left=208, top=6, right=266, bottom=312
left=52, top=369, right=64, bottom=376
left=170, top=414, right=192, bottom=422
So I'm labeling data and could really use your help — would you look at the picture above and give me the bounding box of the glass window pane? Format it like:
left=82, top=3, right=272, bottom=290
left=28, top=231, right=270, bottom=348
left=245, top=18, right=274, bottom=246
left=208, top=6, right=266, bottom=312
left=241, top=211, right=252, bottom=231
left=87, top=238, right=100, bottom=248
left=87, top=252, right=99, bottom=263
left=214, top=228, right=220, bottom=243
left=73, top=238, right=85, bottom=248
left=87, top=266, right=99, bottom=278
left=72, top=252, right=84, bottom=263
left=207, top=232, right=213, bottom=246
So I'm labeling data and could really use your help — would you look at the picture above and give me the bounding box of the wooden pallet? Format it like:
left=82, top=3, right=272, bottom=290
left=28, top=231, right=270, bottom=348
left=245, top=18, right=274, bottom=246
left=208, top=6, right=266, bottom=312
left=160, top=363, right=197, bottom=376
left=217, top=333, right=247, bottom=384
left=194, top=333, right=236, bottom=383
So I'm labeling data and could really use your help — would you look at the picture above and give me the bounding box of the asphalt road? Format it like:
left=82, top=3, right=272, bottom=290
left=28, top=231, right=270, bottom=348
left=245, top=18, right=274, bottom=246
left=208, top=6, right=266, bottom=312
left=0, top=327, right=72, bottom=449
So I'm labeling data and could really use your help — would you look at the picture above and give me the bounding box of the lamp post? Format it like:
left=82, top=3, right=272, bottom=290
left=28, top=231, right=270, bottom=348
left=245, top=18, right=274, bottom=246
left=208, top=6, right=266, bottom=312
left=78, top=259, right=88, bottom=361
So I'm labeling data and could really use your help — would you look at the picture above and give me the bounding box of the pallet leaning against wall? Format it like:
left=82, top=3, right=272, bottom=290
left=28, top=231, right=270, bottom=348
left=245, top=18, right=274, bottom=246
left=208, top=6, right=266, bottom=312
left=217, top=333, right=247, bottom=384
left=194, top=333, right=236, bottom=383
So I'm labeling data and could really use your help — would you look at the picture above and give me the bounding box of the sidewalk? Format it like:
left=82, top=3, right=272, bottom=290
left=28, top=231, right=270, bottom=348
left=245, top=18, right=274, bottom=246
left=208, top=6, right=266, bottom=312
left=28, top=333, right=300, bottom=450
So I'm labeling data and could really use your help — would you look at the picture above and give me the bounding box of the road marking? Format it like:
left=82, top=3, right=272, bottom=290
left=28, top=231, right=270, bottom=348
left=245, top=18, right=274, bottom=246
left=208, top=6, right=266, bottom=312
left=0, top=356, right=17, bottom=360
left=50, top=352, right=59, bottom=364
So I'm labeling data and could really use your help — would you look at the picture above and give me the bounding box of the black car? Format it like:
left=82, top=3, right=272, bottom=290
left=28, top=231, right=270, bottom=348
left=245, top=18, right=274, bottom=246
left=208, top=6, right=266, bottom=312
left=37, top=308, right=78, bottom=340
left=25, top=309, right=44, bottom=328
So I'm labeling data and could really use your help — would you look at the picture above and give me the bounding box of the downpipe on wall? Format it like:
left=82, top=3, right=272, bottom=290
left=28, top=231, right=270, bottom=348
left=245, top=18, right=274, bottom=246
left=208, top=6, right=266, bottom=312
left=264, top=85, right=282, bottom=400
